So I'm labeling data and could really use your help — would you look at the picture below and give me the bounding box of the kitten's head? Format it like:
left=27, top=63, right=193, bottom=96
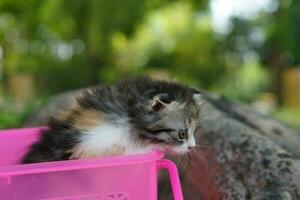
left=134, top=84, right=203, bottom=155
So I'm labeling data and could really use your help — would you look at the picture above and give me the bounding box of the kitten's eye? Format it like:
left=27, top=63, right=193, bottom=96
left=177, top=129, right=188, bottom=141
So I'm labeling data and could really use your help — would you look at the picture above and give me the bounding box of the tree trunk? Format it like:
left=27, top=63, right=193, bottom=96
left=24, top=90, right=300, bottom=200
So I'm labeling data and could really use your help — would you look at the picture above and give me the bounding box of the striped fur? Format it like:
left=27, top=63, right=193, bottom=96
left=22, top=77, right=202, bottom=163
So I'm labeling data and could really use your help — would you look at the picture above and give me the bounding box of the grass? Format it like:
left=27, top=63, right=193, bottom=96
left=272, top=108, right=300, bottom=131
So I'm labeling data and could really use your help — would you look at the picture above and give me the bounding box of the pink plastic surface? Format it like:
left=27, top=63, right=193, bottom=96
left=0, top=127, right=184, bottom=200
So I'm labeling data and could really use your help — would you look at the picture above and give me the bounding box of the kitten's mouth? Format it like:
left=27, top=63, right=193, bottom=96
left=151, top=145, right=189, bottom=155
left=163, top=147, right=189, bottom=155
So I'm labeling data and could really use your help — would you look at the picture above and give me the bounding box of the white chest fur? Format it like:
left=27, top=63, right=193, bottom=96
left=70, top=122, right=150, bottom=159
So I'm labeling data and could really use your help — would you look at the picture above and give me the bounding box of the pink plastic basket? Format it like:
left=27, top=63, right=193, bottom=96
left=0, top=127, right=183, bottom=200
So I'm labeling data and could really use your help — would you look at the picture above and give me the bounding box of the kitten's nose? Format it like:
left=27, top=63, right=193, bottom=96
left=188, top=137, right=196, bottom=148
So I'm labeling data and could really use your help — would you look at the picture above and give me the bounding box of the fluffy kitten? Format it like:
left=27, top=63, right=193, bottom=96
left=22, top=77, right=202, bottom=163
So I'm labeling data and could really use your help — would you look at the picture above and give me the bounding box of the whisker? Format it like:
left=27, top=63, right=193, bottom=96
left=180, top=155, right=188, bottom=169
left=188, top=149, right=206, bottom=164
left=178, top=156, right=182, bottom=168
left=187, top=152, right=199, bottom=169
left=176, top=156, right=181, bottom=168
left=195, top=144, right=208, bottom=149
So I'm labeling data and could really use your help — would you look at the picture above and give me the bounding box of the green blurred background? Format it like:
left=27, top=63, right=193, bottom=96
left=0, top=0, right=299, bottom=129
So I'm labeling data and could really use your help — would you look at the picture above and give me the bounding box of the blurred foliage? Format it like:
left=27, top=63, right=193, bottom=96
left=0, top=0, right=299, bottom=129
left=110, top=2, right=225, bottom=87
left=272, top=108, right=300, bottom=130
left=217, top=57, right=270, bottom=102
left=0, top=110, right=26, bottom=129
left=263, top=0, right=300, bottom=66
left=0, top=100, right=37, bottom=129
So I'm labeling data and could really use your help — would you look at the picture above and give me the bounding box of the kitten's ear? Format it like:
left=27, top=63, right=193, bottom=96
left=150, top=93, right=171, bottom=112
left=193, top=93, right=205, bottom=106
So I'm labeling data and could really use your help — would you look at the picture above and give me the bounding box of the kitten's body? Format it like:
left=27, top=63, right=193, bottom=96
left=22, top=78, right=202, bottom=163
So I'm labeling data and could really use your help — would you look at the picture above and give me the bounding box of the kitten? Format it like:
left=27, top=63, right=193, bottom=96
left=22, top=77, right=203, bottom=164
